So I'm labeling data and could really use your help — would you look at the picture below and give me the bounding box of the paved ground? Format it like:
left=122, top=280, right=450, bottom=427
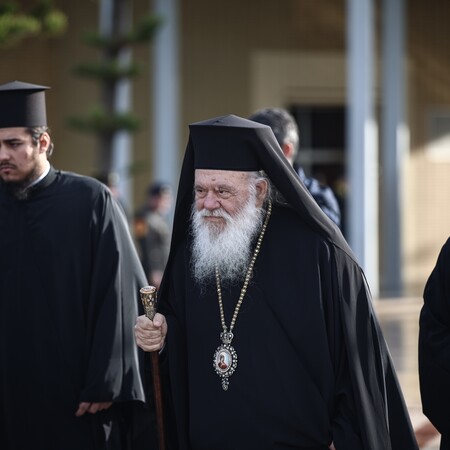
left=375, top=297, right=440, bottom=449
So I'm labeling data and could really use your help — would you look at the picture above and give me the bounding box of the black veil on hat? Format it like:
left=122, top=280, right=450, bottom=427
left=0, top=81, right=49, bottom=129
left=167, top=114, right=354, bottom=263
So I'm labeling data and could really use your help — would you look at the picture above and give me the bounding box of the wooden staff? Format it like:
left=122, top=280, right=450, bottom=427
left=139, top=286, right=166, bottom=450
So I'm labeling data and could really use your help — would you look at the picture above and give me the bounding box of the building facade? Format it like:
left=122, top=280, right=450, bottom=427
left=1, top=0, right=449, bottom=298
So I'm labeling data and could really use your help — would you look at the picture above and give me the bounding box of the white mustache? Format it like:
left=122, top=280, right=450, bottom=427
left=199, top=208, right=231, bottom=220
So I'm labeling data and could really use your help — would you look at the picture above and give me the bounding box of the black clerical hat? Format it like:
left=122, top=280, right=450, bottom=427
left=0, top=81, right=49, bottom=128
left=189, top=115, right=268, bottom=171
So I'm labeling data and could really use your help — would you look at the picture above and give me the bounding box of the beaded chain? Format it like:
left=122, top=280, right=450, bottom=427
left=215, top=201, right=272, bottom=336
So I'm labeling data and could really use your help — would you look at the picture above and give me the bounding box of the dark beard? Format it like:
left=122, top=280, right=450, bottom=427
left=3, top=181, right=31, bottom=200
left=1, top=170, right=40, bottom=201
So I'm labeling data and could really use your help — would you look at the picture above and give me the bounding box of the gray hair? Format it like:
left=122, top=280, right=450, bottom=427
left=248, top=171, right=273, bottom=206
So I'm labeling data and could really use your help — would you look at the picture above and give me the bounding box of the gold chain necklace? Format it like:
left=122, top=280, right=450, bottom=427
left=213, top=201, right=272, bottom=390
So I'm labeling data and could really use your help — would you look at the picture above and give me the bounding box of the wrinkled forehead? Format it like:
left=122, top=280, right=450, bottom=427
left=194, top=168, right=250, bottom=186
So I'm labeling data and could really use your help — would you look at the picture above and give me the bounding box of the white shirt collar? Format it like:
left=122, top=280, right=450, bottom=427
left=28, top=161, right=51, bottom=188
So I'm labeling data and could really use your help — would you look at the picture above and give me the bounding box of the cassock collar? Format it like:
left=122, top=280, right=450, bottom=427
left=27, top=162, right=50, bottom=188
left=30, top=166, right=56, bottom=192
left=27, top=165, right=58, bottom=196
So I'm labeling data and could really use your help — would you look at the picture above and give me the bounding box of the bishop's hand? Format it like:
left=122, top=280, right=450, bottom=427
left=135, top=313, right=167, bottom=352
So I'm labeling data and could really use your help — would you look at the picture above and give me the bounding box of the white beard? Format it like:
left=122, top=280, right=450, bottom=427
left=190, top=195, right=264, bottom=286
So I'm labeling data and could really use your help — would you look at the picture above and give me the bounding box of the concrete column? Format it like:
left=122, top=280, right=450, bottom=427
left=347, top=0, right=379, bottom=296
left=112, top=70, right=133, bottom=211
left=100, top=0, right=133, bottom=210
left=381, top=0, right=408, bottom=297
left=151, top=0, right=180, bottom=191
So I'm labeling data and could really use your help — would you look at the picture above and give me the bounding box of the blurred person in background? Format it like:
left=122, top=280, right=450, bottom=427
left=134, top=181, right=173, bottom=288
left=249, top=107, right=341, bottom=228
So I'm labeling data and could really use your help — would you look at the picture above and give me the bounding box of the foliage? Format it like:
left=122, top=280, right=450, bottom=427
left=73, top=61, right=140, bottom=82
left=82, top=15, right=161, bottom=50
left=68, top=106, right=140, bottom=134
left=0, top=0, right=67, bottom=47
left=68, top=1, right=162, bottom=176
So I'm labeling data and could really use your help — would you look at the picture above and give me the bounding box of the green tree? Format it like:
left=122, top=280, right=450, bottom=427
left=68, top=0, right=161, bottom=182
left=0, top=0, right=66, bottom=47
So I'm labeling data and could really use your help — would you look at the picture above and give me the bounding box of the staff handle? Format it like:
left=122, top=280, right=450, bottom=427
left=140, top=286, right=166, bottom=450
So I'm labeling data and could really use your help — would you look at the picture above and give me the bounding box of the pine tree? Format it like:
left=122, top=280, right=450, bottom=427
left=68, top=0, right=161, bottom=181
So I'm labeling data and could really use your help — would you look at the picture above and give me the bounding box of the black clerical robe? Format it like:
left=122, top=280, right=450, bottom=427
left=159, top=204, right=417, bottom=450
left=0, top=167, right=154, bottom=449
left=419, top=237, right=450, bottom=450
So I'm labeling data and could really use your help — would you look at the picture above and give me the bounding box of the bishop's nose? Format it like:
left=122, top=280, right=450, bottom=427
left=202, top=191, right=221, bottom=211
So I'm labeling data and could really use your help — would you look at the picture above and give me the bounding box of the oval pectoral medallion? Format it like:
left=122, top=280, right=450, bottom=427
left=213, top=343, right=238, bottom=390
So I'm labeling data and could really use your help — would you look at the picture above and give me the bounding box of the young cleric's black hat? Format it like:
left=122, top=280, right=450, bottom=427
left=0, top=80, right=49, bottom=129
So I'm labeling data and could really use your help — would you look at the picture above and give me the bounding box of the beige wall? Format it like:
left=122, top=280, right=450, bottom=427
left=180, top=0, right=346, bottom=132
left=404, top=0, right=450, bottom=294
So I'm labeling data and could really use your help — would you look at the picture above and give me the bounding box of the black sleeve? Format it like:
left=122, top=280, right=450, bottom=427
left=327, top=251, right=363, bottom=449
left=333, top=246, right=418, bottom=450
left=419, top=237, right=450, bottom=435
left=331, top=344, right=364, bottom=449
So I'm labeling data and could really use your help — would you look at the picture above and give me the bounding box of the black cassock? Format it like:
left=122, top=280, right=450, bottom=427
left=419, top=237, right=450, bottom=450
left=0, top=167, right=156, bottom=449
left=159, top=204, right=418, bottom=450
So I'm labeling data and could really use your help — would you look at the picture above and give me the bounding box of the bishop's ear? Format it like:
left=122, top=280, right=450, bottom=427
left=255, top=179, right=268, bottom=208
